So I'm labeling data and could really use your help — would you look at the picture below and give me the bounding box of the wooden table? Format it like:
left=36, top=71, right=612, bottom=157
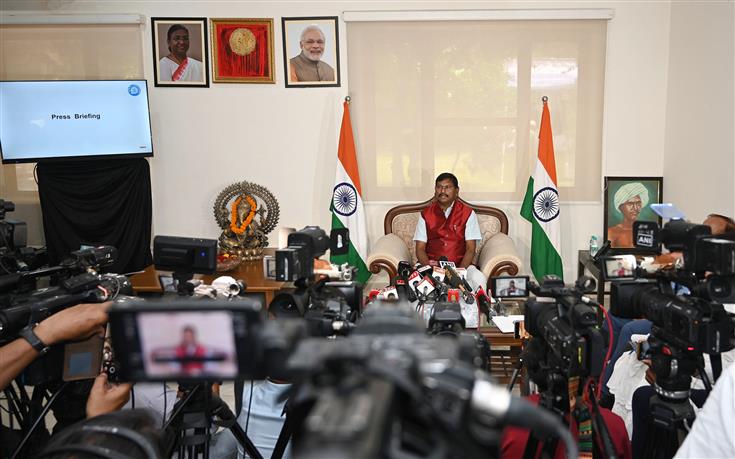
left=478, top=326, right=528, bottom=394
left=130, top=256, right=285, bottom=307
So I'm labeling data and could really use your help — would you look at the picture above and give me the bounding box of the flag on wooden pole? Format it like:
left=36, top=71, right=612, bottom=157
left=520, top=97, right=564, bottom=281
left=330, top=98, right=370, bottom=283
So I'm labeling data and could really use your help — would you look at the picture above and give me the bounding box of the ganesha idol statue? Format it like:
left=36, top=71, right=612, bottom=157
left=213, top=181, right=280, bottom=262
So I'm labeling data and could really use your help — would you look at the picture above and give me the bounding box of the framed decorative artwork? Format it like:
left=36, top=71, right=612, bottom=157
left=210, top=18, right=275, bottom=83
left=151, top=17, right=209, bottom=87
left=603, top=176, right=663, bottom=253
left=282, top=16, right=340, bottom=88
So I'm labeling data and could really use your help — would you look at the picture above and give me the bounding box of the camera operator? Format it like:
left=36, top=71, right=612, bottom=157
left=0, top=302, right=110, bottom=390
left=601, top=213, right=735, bottom=402
left=673, top=362, right=735, bottom=458
left=500, top=338, right=632, bottom=458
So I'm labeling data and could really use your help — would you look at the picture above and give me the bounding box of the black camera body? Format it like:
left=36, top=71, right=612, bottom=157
left=427, top=301, right=466, bottom=336
left=286, top=305, right=505, bottom=459
left=276, top=226, right=330, bottom=282
left=524, top=275, right=605, bottom=379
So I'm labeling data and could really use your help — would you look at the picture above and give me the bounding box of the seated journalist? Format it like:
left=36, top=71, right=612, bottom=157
left=413, top=172, right=487, bottom=290
left=500, top=338, right=632, bottom=458
left=211, top=378, right=292, bottom=459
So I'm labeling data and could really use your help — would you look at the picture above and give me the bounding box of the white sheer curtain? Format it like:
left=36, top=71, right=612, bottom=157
left=346, top=19, right=606, bottom=202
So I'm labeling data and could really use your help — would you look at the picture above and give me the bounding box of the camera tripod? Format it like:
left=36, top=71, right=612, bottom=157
left=163, top=382, right=265, bottom=459
left=639, top=362, right=715, bottom=458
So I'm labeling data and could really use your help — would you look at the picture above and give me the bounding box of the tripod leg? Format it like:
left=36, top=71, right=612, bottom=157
left=210, top=395, right=264, bottom=459
left=270, top=413, right=292, bottom=459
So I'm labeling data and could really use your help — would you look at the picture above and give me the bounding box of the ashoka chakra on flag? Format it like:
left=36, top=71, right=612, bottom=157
left=532, top=187, right=560, bottom=222
left=332, top=182, right=358, bottom=216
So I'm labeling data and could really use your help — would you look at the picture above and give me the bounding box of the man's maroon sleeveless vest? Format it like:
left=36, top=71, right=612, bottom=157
left=421, top=200, right=472, bottom=264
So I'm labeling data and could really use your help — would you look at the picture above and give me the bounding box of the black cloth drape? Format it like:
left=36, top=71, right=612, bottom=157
left=37, top=158, right=153, bottom=274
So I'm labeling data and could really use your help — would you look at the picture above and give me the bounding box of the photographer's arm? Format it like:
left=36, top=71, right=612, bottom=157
left=0, top=302, right=110, bottom=390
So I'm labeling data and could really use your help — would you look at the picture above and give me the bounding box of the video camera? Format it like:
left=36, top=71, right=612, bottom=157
left=269, top=226, right=362, bottom=336
left=0, top=246, right=130, bottom=386
left=108, top=299, right=303, bottom=382
left=599, top=210, right=735, bottom=453
left=275, top=226, right=350, bottom=283
left=606, top=217, right=735, bottom=355
left=284, top=302, right=576, bottom=459
left=523, top=275, right=605, bottom=380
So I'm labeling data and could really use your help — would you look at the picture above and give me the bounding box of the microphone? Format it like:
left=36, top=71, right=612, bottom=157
left=391, top=275, right=414, bottom=302
left=474, top=286, right=493, bottom=320
left=396, top=261, right=418, bottom=302
left=440, top=257, right=475, bottom=304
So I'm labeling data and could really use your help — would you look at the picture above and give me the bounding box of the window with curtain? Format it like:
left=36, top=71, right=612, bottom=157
left=346, top=19, right=606, bottom=202
left=0, top=23, right=144, bottom=200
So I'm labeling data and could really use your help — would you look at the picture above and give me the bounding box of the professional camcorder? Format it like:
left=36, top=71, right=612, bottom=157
left=603, top=217, right=735, bottom=456
left=0, top=246, right=130, bottom=385
left=270, top=226, right=362, bottom=336
left=524, top=275, right=605, bottom=380
left=283, top=303, right=576, bottom=459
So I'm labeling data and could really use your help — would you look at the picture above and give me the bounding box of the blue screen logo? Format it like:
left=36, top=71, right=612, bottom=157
left=127, top=84, right=141, bottom=96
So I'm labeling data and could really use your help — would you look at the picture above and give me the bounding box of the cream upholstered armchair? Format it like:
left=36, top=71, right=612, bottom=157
left=367, top=198, right=522, bottom=280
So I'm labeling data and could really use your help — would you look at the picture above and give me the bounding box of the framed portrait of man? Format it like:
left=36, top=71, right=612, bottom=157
left=151, top=17, right=209, bottom=87
left=603, top=176, right=663, bottom=253
left=282, top=16, right=341, bottom=88
left=210, top=18, right=275, bottom=83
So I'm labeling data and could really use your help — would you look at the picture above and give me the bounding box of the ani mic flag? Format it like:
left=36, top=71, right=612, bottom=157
left=330, top=99, right=370, bottom=283
left=520, top=97, right=564, bottom=281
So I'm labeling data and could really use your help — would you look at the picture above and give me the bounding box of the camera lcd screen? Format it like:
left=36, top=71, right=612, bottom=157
left=136, top=311, right=237, bottom=379
left=603, top=255, right=637, bottom=280
left=490, top=276, right=529, bottom=298
left=109, top=300, right=265, bottom=382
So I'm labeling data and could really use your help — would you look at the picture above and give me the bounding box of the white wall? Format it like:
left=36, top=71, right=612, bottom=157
left=4, top=0, right=721, bottom=283
left=663, top=1, right=735, bottom=223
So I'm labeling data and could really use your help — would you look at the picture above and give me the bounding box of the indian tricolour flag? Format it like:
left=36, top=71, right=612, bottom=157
left=330, top=100, right=370, bottom=284
left=520, top=98, right=564, bottom=281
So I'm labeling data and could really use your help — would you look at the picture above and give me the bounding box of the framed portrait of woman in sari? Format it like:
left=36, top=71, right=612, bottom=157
left=152, top=17, right=209, bottom=87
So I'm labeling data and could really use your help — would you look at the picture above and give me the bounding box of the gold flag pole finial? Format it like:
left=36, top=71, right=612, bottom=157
left=542, top=96, right=548, bottom=103
left=345, top=95, right=351, bottom=103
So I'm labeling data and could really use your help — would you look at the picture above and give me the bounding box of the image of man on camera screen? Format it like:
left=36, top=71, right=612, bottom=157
left=145, top=313, right=235, bottom=378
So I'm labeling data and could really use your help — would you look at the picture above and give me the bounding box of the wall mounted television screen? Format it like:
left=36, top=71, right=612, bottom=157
left=0, top=80, right=153, bottom=164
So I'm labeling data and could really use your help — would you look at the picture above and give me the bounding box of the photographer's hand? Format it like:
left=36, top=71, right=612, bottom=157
left=34, top=302, right=110, bottom=345
left=0, top=302, right=111, bottom=390
left=642, top=359, right=657, bottom=385
left=86, top=372, right=132, bottom=418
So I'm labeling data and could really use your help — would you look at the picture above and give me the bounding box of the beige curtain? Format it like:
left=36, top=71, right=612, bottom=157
left=347, top=19, right=606, bottom=202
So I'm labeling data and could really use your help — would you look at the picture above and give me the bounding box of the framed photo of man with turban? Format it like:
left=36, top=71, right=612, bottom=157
left=603, top=176, right=663, bottom=252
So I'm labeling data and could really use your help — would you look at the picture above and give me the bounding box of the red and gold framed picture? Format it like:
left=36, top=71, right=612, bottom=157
left=210, top=18, right=275, bottom=83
